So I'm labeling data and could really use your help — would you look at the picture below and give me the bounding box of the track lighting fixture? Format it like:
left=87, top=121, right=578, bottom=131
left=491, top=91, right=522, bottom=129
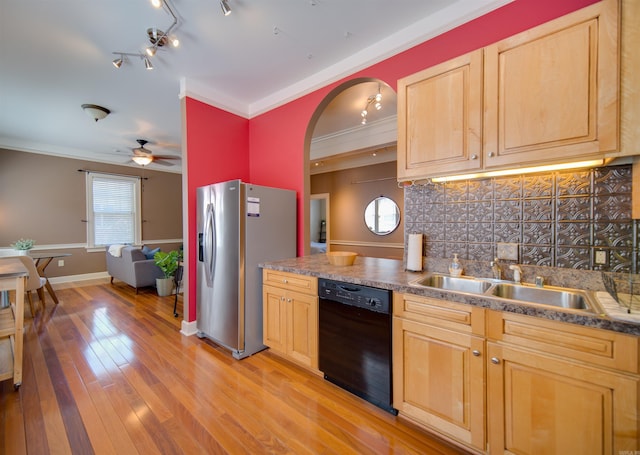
left=220, top=0, right=231, bottom=16
left=360, top=85, right=383, bottom=125
left=111, top=0, right=179, bottom=71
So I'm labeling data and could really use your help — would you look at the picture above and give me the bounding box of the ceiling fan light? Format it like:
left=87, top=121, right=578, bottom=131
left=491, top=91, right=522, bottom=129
left=144, top=57, right=154, bottom=70
left=170, top=36, right=179, bottom=47
left=81, top=104, right=110, bottom=122
left=112, top=57, right=123, bottom=68
left=132, top=155, right=153, bottom=166
left=220, top=0, right=231, bottom=16
left=150, top=0, right=162, bottom=8
left=145, top=46, right=156, bottom=57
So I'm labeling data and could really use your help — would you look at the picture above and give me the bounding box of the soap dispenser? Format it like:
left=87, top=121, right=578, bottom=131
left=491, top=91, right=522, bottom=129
left=449, top=254, right=463, bottom=277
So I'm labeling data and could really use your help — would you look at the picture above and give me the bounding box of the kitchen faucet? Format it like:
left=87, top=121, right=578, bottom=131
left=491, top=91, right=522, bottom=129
left=509, top=264, right=523, bottom=284
left=490, top=258, right=502, bottom=280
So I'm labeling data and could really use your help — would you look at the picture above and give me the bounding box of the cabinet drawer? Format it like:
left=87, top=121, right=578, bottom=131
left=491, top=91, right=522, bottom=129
left=393, top=292, right=485, bottom=336
left=262, top=269, right=318, bottom=295
left=487, top=310, right=639, bottom=374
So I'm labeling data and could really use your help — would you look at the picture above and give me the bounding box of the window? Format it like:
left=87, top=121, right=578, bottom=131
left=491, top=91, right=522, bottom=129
left=86, top=173, right=142, bottom=248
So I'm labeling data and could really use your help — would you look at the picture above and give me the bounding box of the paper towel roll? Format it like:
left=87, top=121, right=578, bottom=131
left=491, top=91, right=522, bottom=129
left=406, top=233, right=423, bottom=272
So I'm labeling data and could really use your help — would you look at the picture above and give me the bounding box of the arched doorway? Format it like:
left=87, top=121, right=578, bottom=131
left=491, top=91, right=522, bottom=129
left=303, top=78, right=399, bottom=256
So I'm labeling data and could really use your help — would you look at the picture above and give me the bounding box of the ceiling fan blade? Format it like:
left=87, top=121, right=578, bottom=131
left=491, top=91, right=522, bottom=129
left=151, top=154, right=181, bottom=160
left=153, top=159, right=176, bottom=166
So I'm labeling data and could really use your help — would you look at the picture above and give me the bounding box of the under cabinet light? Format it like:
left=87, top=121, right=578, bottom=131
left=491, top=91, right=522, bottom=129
left=430, top=159, right=605, bottom=183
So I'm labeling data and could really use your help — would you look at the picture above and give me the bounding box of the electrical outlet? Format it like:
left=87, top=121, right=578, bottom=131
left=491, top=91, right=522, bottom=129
left=595, top=250, right=608, bottom=265
left=58, top=259, right=65, bottom=267
left=497, top=242, right=519, bottom=261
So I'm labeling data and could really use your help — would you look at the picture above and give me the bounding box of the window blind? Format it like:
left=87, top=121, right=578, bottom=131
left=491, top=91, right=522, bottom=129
left=86, top=173, right=141, bottom=247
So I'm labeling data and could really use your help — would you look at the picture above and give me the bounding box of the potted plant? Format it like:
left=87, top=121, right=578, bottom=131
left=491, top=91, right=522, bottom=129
left=11, top=238, right=35, bottom=255
left=154, top=250, right=181, bottom=296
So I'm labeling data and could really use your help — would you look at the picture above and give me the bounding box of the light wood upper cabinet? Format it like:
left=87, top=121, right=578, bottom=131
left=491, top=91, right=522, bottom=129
left=397, top=0, right=619, bottom=181
left=483, top=0, right=619, bottom=168
left=397, top=50, right=483, bottom=180
left=262, top=270, right=318, bottom=370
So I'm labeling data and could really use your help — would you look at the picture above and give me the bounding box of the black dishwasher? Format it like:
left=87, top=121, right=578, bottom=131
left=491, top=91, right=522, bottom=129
left=318, top=278, right=397, bottom=415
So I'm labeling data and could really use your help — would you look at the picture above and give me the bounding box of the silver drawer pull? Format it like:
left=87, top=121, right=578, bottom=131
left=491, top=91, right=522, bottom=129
left=470, top=154, right=478, bottom=160
left=491, top=357, right=500, bottom=364
left=472, top=350, right=481, bottom=357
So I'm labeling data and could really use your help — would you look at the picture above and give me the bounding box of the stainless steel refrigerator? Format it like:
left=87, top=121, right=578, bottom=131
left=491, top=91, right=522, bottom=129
left=196, top=179, right=296, bottom=359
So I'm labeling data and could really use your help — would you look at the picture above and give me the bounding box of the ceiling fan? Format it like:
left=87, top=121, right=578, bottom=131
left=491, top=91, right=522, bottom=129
left=131, top=139, right=180, bottom=166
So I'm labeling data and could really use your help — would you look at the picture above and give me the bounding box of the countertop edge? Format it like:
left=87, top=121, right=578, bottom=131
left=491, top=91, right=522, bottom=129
left=260, top=255, right=640, bottom=337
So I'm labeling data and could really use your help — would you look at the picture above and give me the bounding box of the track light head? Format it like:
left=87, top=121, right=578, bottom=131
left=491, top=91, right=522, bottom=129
left=144, top=57, right=154, bottom=70
left=220, top=0, right=231, bottom=16
left=112, top=56, right=123, bottom=68
left=145, top=46, right=156, bottom=57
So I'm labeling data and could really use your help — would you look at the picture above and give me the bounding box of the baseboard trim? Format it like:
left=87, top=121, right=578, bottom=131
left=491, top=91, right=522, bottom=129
left=49, top=271, right=110, bottom=284
left=181, top=320, right=198, bottom=336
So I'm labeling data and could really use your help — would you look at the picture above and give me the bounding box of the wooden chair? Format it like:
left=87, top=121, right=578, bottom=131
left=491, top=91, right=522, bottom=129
left=15, top=256, right=47, bottom=316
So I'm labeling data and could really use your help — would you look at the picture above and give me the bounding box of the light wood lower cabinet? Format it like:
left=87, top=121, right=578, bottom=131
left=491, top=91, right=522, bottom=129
left=486, top=342, right=639, bottom=455
left=394, top=293, right=640, bottom=454
left=486, top=310, right=640, bottom=454
left=393, top=293, right=486, bottom=451
left=393, top=317, right=485, bottom=450
left=262, top=270, right=318, bottom=370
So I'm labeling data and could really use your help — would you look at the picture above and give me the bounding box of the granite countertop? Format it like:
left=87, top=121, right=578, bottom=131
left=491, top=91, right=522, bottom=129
left=260, top=254, right=640, bottom=336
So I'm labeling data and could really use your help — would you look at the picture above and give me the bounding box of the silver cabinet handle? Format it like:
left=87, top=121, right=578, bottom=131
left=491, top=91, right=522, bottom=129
left=281, top=296, right=285, bottom=301
left=287, top=298, right=292, bottom=303
left=283, top=279, right=288, bottom=283
left=470, top=154, right=478, bottom=160
left=491, top=357, right=500, bottom=364
left=488, top=152, right=495, bottom=158
left=472, top=350, right=481, bottom=357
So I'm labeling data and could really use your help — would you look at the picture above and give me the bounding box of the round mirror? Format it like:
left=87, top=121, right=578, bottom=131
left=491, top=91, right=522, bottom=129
left=364, top=196, right=400, bottom=235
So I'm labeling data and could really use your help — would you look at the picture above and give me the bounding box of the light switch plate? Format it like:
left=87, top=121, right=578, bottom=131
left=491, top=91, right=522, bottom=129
left=595, top=250, right=608, bottom=265
left=497, top=242, right=519, bottom=261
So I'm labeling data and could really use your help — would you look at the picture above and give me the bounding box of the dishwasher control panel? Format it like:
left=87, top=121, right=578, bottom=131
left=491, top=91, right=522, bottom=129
left=318, top=278, right=391, bottom=314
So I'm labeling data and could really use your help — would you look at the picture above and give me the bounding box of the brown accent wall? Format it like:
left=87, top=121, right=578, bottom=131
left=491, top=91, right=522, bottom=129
left=311, top=161, right=403, bottom=259
left=0, top=148, right=182, bottom=277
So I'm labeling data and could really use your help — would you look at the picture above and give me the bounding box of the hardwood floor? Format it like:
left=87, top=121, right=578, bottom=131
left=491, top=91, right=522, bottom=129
left=0, top=280, right=467, bottom=454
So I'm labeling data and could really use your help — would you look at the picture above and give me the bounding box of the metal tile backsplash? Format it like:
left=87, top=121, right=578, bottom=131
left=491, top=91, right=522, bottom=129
left=404, top=164, right=637, bottom=272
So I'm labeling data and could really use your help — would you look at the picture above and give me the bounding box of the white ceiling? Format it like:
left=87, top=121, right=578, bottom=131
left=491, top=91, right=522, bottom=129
left=0, top=0, right=511, bottom=172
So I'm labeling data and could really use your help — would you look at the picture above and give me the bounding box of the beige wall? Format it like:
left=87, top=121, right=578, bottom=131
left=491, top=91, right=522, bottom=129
left=311, top=161, right=403, bottom=259
left=0, top=148, right=183, bottom=278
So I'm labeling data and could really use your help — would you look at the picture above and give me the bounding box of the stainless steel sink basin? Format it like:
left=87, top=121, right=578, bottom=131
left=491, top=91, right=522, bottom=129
left=410, top=273, right=600, bottom=313
left=411, top=274, right=493, bottom=294
left=489, top=283, right=593, bottom=310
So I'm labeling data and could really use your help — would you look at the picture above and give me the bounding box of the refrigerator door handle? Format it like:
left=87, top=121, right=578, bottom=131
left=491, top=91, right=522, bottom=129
left=203, top=202, right=216, bottom=287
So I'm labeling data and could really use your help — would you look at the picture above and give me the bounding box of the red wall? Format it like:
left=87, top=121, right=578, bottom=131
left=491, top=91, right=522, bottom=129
left=185, top=0, right=598, bottom=322
left=184, top=97, right=249, bottom=320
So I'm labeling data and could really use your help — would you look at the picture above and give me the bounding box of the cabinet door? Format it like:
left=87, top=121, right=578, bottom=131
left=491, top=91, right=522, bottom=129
left=487, top=342, right=639, bottom=455
left=483, top=0, right=618, bottom=168
left=393, top=317, right=485, bottom=450
left=263, top=285, right=287, bottom=355
left=397, top=50, right=483, bottom=180
left=286, top=290, right=318, bottom=369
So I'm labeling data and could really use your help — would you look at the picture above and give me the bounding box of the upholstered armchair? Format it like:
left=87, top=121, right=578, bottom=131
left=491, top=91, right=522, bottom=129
left=105, top=246, right=164, bottom=293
